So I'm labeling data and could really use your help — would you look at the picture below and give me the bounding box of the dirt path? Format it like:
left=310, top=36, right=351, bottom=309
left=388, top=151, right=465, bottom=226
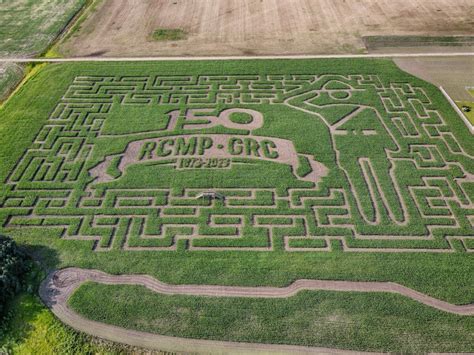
left=0, top=52, right=473, bottom=63
left=39, top=268, right=474, bottom=354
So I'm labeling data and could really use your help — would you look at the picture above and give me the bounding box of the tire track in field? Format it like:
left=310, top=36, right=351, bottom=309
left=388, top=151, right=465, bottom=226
left=39, top=268, right=473, bottom=354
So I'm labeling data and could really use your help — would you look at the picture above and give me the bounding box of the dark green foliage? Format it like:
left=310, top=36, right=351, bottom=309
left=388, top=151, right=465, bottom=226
left=0, top=235, right=31, bottom=319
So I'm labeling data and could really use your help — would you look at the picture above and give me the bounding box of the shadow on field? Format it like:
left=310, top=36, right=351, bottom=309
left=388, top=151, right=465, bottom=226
left=22, top=243, right=61, bottom=273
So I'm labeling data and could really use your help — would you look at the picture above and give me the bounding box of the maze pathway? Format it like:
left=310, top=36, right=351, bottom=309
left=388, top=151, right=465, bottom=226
left=1, top=74, right=473, bottom=252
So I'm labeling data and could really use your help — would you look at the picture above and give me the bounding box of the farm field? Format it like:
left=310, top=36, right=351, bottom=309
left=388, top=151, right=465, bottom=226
left=59, top=0, right=474, bottom=57
left=0, top=58, right=473, bottom=352
left=0, top=0, right=86, bottom=58
left=0, top=0, right=87, bottom=102
left=0, top=63, right=23, bottom=101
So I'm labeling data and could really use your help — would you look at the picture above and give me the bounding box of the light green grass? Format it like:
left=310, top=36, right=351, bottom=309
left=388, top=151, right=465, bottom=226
left=0, top=262, right=147, bottom=353
left=0, top=291, right=138, bottom=354
left=455, top=101, right=474, bottom=125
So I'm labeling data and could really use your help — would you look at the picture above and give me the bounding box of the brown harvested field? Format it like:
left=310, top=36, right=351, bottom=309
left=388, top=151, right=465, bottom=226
left=60, top=0, right=474, bottom=57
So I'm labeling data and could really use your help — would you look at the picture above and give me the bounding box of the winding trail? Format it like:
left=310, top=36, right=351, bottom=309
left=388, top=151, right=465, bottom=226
left=39, top=268, right=473, bottom=354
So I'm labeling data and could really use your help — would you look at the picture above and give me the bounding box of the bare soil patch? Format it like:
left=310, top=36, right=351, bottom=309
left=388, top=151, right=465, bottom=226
left=394, top=56, right=474, bottom=100
left=60, top=0, right=474, bottom=57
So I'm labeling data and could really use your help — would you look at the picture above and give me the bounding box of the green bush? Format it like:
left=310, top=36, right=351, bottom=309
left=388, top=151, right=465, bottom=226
left=0, top=235, right=31, bottom=319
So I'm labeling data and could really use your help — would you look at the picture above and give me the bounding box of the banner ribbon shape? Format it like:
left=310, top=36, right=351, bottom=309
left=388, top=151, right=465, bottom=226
left=90, top=134, right=328, bottom=184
